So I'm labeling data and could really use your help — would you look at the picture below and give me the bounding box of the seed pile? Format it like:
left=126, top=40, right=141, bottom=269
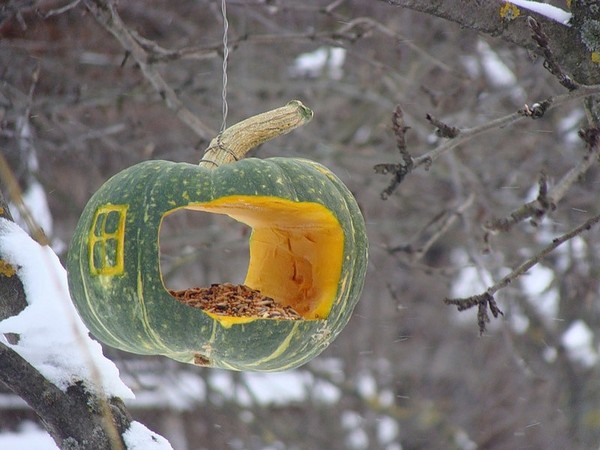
left=170, top=283, right=303, bottom=320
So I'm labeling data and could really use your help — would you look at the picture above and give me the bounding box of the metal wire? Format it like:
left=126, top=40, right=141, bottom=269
left=220, top=0, right=229, bottom=132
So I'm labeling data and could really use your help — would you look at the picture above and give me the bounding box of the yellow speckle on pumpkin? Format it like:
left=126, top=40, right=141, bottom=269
left=499, top=2, right=520, bottom=20
left=0, top=259, right=16, bottom=277
left=592, top=52, right=600, bottom=63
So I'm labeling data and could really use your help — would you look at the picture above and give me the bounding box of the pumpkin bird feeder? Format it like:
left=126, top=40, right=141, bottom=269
left=67, top=101, right=368, bottom=371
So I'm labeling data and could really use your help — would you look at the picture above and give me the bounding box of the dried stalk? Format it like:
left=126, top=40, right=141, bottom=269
left=199, top=100, right=313, bottom=168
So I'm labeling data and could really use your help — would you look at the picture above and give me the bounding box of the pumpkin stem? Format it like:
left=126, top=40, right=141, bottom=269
left=199, top=100, right=313, bottom=168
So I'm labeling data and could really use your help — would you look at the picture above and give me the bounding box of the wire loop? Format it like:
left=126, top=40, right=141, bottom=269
left=220, top=0, right=229, bottom=132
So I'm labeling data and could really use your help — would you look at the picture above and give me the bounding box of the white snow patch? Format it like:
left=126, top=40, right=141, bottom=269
left=10, top=180, right=53, bottom=238
left=504, top=1, right=572, bottom=25
left=378, top=389, right=395, bottom=408
left=342, top=411, right=368, bottom=449
left=454, top=428, right=477, bottom=450
left=559, top=109, right=585, bottom=145
left=451, top=265, right=492, bottom=299
left=290, top=47, right=346, bottom=80
left=310, top=357, right=345, bottom=383
left=0, top=218, right=133, bottom=399
left=543, top=346, right=557, bottom=363
left=208, top=370, right=340, bottom=406
left=555, top=235, right=589, bottom=273
left=477, top=40, right=517, bottom=88
left=130, top=371, right=206, bottom=411
left=9, top=179, right=65, bottom=254
left=123, top=421, right=174, bottom=450
left=532, top=216, right=558, bottom=246
left=377, top=416, right=399, bottom=444
left=313, top=376, right=342, bottom=403
left=449, top=261, right=508, bottom=328
left=521, top=264, right=559, bottom=321
left=562, top=320, right=597, bottom=368
left=341, top=410, right=363, bottom=428
left=509, top=309, right=530, bottom=334
left=243, top=372, right=308, bottom=405
left=356, top=372, right=377, bottom=398
left=0, top=422, right=58, bottom=450
left=208, top=370, right=235, bottom=405
left=385, top=444, right=403, bottom=450
left=521, top=264, right=554, bottom=296
left=347, top=427, right=369, bottom=449
left=461, top=55, right=480, bottom=79
left=570, top=235, right=589, bottom=261
left=524, top=181, right=539, bottom=203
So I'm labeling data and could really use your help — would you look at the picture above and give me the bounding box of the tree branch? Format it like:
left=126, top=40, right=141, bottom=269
left=527, top=16, right=578, bottom=91
left=374, top=85, right=600, bottom=197
left=413, top=84, right=600, bottom=169
left=0, top=190, right=132, bottom=449
left=485, top=123, right=600, bottom=232
left=389, top=193, right=475, bottom=263
left=445, top=210, right=600, bottom=334
left=0, top=340, right=130, bottom=450
left=373, top=105, right=414, bottom=199
left=82, top=0, right=215, bottom=141
left=381, top=0, right=599, bottom=85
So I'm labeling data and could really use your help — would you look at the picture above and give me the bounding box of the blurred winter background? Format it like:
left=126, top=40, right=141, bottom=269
left=1, top=1, right=599, bottom=449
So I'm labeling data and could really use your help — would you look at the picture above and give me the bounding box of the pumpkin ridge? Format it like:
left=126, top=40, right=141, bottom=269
left=243, top=321, right=301, bottom=368
left=77, top=256, right=125, bottom=348
left=271, top=160, right=300, bottom=202
left=137, top=267, right=170, bottom=352
left=336, top=184, right=367, bottom=321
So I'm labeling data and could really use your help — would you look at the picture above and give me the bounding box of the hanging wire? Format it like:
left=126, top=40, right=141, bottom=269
left=220, top=0, right=229, bottom=132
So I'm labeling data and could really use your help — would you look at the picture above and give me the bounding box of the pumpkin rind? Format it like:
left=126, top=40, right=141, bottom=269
left=67, top=158, right=367, bottom=371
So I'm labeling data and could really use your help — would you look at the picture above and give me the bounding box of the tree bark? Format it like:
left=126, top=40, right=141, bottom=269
left=381, top=0, right=600, bottom=85
left=0, top=190, right=132, bottom=450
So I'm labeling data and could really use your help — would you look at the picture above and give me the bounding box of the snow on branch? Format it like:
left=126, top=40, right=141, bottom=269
left=0, top=215, right=174, bottom=449
left=0, top=218, right=132, bottom=398
left=503, top=0, right=572, bottom=25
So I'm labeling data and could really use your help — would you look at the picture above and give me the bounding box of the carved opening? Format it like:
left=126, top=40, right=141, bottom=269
left=159, top=196, right=344, bottom=325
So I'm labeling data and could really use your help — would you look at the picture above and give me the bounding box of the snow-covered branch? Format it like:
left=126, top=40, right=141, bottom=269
left=0, top=193, right=172, bottom=449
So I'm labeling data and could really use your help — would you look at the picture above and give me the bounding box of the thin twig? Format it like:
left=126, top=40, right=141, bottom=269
left=39, top=0, right=82, bottom=18
left=412, top=84, right=600, bottom=170
left=527, top=16, right=578, bottom=91
left=83, top=0, right=215, bottom=140
left=425, top=113, right=460, bottom=138
left=0, top=152, right=49, bottom=246
left=141, top=15, right=461, bottom=79
left=373, top=105, right=413, bottom=199
left=491, top=213, right=600, bottom=296
left=486, top=127, right=600, bottom=232
left=446, top=211, right=600, bottom=334
left=389, top=193, right=475, bottom=263
left=375, top=86, right=600, bottom=199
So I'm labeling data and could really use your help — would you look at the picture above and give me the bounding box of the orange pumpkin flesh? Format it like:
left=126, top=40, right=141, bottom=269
left=172, top=195, right=344, bottom=326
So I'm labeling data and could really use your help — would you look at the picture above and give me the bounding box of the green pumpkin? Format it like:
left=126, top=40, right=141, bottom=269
left=66, top=101, right=368, bottom=371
